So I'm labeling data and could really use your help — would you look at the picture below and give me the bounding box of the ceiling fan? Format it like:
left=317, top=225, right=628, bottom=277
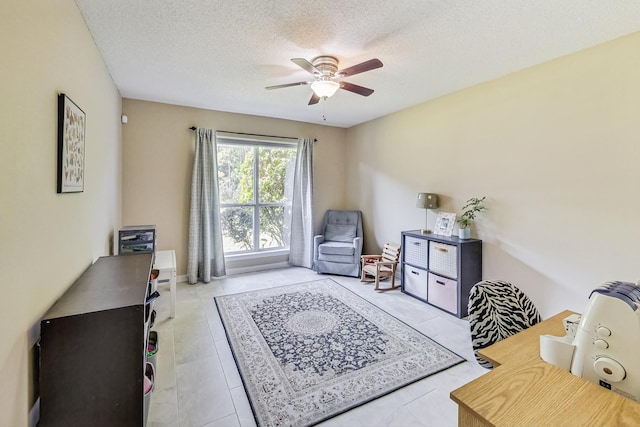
left=266, top=56, right=383, bottom=105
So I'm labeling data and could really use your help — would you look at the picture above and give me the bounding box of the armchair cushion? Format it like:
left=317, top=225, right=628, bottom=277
left=318, top=241, right=355, bottom=256
left=324, top=223, right=356, bottom=242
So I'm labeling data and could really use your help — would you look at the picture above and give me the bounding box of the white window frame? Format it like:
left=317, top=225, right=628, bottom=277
left=216, top=133, right=297, bottom=256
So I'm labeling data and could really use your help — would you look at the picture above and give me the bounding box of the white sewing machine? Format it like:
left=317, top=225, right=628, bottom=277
left=540, top=281, right=640, bottom=402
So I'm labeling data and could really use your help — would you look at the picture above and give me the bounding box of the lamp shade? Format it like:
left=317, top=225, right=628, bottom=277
left=416, top=193, right=438, bottom=209
left=311, top=80, right=340, bottom=98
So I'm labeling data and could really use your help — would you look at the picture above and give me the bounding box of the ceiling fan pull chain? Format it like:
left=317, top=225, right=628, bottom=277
left=322, top=98, right=327, bottom=121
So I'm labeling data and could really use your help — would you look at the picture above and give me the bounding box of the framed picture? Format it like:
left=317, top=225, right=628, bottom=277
left=57, top=93, right=85, bottom=193
left=433, top=212, right=456, bottom=237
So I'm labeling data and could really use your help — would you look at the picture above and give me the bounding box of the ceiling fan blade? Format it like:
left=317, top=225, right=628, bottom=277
left=308, top=93, right=320, bottom=105
left=337, top=58, right=383, bottom=77
left=291, top=58, right=320, bottom=75
left=340, top=81, right=375, bottom=97
left=265, top=81, right=309, bottom=90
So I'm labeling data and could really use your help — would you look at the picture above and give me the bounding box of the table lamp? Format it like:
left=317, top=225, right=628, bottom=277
left=416, top=193, right=439, bottom=233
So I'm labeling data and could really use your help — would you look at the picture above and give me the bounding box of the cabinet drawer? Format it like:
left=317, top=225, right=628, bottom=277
left=428, top=241, right=458, bottom=278
left=404, top=236, right=429, bottom=269
left=403, top=265, right=428, bottom=299
left=428, top=272, right=458, bottom=314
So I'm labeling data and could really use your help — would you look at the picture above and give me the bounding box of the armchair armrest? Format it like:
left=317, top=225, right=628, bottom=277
left=376, top=260, right=398, bottom=266
left=375, top=260, right=398, bottom=268
left=353, top=236, right=363, bottom=257
left=361, top=254, right=381, bottom=267
left=313, top=235, right=324, bottom=262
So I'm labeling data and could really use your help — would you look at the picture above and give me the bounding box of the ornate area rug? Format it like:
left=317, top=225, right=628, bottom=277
left=215, top=279, right=465, bottom=427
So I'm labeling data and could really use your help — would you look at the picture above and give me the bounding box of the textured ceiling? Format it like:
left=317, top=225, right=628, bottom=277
left=75, top=0, right=640, bottom=128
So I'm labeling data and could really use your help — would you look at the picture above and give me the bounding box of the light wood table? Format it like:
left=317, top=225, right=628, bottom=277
left=450, top=310, right=640, bottom=426
left=153, top=250, right=176, bottom=318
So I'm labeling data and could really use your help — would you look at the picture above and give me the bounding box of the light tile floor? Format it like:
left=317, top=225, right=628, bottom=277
left=147, top=267, right=488, bottom=427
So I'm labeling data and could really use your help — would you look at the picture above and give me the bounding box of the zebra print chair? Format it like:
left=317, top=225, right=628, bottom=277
left=468, top=280, right=542, bottom=369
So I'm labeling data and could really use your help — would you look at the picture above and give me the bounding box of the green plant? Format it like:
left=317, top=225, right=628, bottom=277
left=457, top=196, right=486, bottom=229
left=220, top=207, right=253, bottom=250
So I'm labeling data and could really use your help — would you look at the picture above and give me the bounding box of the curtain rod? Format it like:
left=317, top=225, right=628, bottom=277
left=188, top=127, right=316, bottom=142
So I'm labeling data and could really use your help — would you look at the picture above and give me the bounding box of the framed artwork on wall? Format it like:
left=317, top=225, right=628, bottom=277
left=433, top=212, right=456, bottom=237
left=57, top=93, right=85, bottom=193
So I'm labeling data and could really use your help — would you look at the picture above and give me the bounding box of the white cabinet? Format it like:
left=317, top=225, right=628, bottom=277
left=401, top=231, right=482, bottom=318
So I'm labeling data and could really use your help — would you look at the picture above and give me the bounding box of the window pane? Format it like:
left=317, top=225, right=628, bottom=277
left=259, top=206, right=289, bottom=249
left=218, top=145, right=254, bottom=204
left=216, top=140, right=297, bottom=255
left=220, top=206, right=254, bottom=252
left=258, top=146, right=297, bottom=204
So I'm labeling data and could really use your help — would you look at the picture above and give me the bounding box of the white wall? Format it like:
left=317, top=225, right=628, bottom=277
left=0, top=1, right=122, bottom=425
left=346, top=33, right=640, bottom=318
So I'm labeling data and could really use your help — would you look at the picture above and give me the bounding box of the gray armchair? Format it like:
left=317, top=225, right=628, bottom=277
left=313, top=210, right=363, bottom=277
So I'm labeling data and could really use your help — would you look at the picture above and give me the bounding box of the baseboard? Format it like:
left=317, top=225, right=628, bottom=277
left=177, top=268, right=380, bottom=281
left=28, top=321, right=41, bottom=427
left=226, top=261, right=290, bottom=276
left=28, top=398, right=39, bottom=427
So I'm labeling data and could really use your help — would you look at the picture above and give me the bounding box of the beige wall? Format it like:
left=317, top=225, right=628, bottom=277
left=346, top=33, right=640, bottom=318
left=121, top=99, right=348, bottom=275
left=2, top=2, right=638, bottom=423
left=0, top=1, right=122, bottom=425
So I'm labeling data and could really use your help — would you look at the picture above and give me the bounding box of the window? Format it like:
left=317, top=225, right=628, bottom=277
left=217, top=136, right=297, bottom=254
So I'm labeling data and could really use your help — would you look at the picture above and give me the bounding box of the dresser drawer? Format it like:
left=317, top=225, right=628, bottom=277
left=404, top=236, right=429, bottom=269
left=428, top=272, right=458, bottom=314
left=403, top=265, right=428, bottom=299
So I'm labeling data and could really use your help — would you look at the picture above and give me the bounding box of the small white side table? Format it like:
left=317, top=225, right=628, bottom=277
left=153, top=250, right=176, bottom=318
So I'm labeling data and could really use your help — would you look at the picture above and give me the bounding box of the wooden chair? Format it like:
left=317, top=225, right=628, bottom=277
left=360, top=242, right=401, bottom=290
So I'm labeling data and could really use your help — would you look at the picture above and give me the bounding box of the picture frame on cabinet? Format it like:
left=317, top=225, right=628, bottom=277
left=57, top=93, right=85, bottom=193
left=433, top=212, right=456, bottom=237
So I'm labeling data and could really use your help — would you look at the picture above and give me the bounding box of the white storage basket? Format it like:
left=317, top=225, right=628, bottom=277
left=428, top=272, right=458, bottom=314
left=404, top=236, right=429, bottom=269
left=428, top=241, right=458, bottom=278
left=403, top=265, right=428, bottom=299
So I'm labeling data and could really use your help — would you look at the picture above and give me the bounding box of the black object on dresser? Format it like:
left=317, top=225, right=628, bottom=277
left=118, top=225, right=156, bottom=255
left=401, top=230, right=482, bottom=318
left=39, top=253, right=154, bottom=427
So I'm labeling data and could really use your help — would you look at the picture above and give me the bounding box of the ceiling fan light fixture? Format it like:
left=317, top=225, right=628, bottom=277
left=311, top=80, right=340, bottom=98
